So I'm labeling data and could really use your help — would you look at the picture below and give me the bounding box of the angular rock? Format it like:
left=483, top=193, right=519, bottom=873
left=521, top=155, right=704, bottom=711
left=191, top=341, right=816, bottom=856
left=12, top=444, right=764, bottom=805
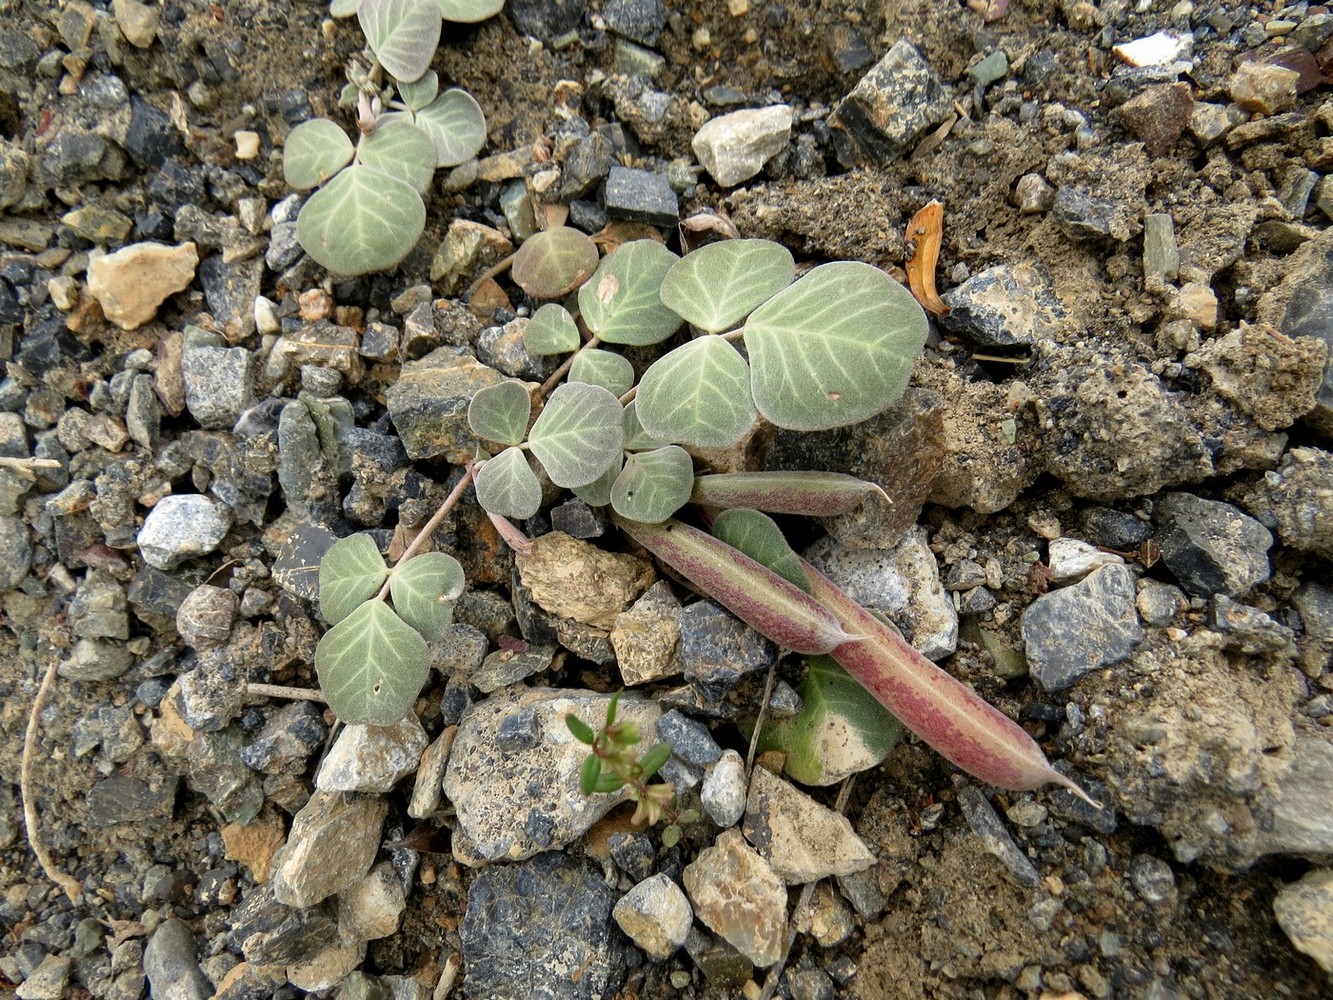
left=601, top=0, right=665, bottom=45
left=16, top=955, right=71, bottom=1000
left=316, top=716, right=429, bottom=793
left=1274, top=867, right=1333, bottom=974
left=1021, top=563, right=1143, bottom=691
left=271, top=791, right=388, bottom=908
left=227, top=883, right=336, bottom=966
left=678, top=600, right=778, bottom=687
left=1155, top=492, right=1273, bottom=597
left=0, top=514, right=31, bottom=591
left=86, top=772, right=176, bottom=826
left=692, top=106, right=793, bottom=187
left=287, top=939, right=366, bottom=993
left=515, top=531, right=654, bottom=629
left=1187, top=324, right=1327, bottom=432
left=743, top=767, right=875, bottom=884
left=613, top=874, right=692, bottom=961
left=603, top=165, right=678, bottom=227
left=113, top=0, right=160, bottom=48
left=443, top=688, right=661, bottom=862
left=1230, top=61, right=1299, bottom=114
left=939, top=263, right=1064, bottom=348
left=461, top=853, right=627, bottom=999
left=656, top=709, right=721, bottom=765
left=339, top=863, right=405, bottom=942
left=240, top=701, right=326, bottom=774
left=1115, top=82, right=1193, bottom=157
left=701, top=749, right=747, bottom=828
left=611, top=580, right=682, bottom=685
left=832, top=39, right=951, bottom=163
left=408, top=726, right=455, bottom=819
left=804, top=526, right=957, bottom=660
left=86, top=242, right=198, bottom=330
left=137, top=494, right=232, bottom=570
left=956, top=785, right=1039, bottom=888
left=683, top=829, right=788, bottom=967
left=1234, top=448, right=1333, bottom=560
left=187, top=727, right=263, bottom=823
left=1047, top=537, right=1124, bottom=585
left=181, top=340, right=255, bottom=431
left=385, top=351, right=506, bottom=463
left=143, top=919, right=210, bottom=1000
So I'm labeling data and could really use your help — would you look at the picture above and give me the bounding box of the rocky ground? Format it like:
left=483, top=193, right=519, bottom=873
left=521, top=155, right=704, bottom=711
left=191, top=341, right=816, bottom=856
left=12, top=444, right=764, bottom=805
left=0, top=0, right=1332, bottom=997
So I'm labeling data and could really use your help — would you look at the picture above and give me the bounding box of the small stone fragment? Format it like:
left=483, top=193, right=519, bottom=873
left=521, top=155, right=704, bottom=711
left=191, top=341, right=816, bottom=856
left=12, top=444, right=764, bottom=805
left=316, top=716, right=429, bottom=793
left=15, top=955, right=71, bottom=1000
left=692, top=106, right=793, bottom=187
left=271, top=791, right=388, bottom=908
left=677, top=599, right=778, bottom=687
left=1021, top=563, right=1143, bottom=691
left=408, top=726, right=455, bottom=819
left=339, top=863, right=406, bottom=942
left=701, top=749, right=747, bottom=828
left=1273, top=867, right=1333, bottom=974
left=222, top=812, right=287, bottom=883
left=1234, top=448, right=1333, bottom=560
left=137, top=494, right=232, bottom=570
left=683, top=829, right=788, bottom=967
left=143, top=920, right=211, bottom=1000
left=386, top=352, right=507, bottom=463
left=1047, top=537, right=1124, bottom=585
left=957, top=785, right=1039, bottom=888
left=515, top=531, right=654, bottom=629
left=1154, top=492, right=1273, bottom=596
left=939, top=262, right=1064, bottom=348
left=612, top=874, right=692, bottom=960
left=1014, top=173, right=1055, bottom=214
left=113, top=0, right=159, bottom=47
left=603, top=165, right=679, bottom=227
left=1230, top=60, right=1299, bottom=114
left=1187, top=324, right=1327, bottom=432
left=1115, top=82, right=1193, bottom=156
left=1113, top=30, right=1193, bottom=67
left=742, top=767, right=875, bottom=884
left=86, top=241, right=198, bottom=330
left=1143, top=212, right=1180, bottom=289
left=832, top=39, right=952, bottom=162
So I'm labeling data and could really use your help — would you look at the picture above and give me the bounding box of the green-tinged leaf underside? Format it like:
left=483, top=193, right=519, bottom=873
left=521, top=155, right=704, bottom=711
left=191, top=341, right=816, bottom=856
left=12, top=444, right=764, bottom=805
left=572, top=454, right=621, bottom=507
left=396, top=69, right=439, bottom=111
left=622, top=399, right=667, bottom=452
left=528, top=382, right=624, bottom=489
left=578, top=240, right=681, bottom=346
left=512, top=227, right=600, bottom=300
left=610, top=446, right=694, bottom=523
left=474, top=446, right=542, bottom=520
left=757, top=655, right=903, bottom=786
left=711, top=508, right=808, bottom=591
left=635, top=336, right=756, bottom=448
left=691, top=471, right=889, bottom=517
left=283, top=119, right=355, bottom=191
left=358, top=0, right=442, bottom=82
left=524, top=303, right=581, bottom=355
left=659, top=238, right=795, bottom=333
left=330, top=0, right=359, bottom=16
left=743, top=261, right=928, bottom=431
left=569, top=349, right=634, bottom=396
left=467, top=380, right=532, bottom=447
left=389, top=551, right=464, bottom=638
left=319, top=533, right=389, bottom=624
left=358, top=118, right=438, bottom=194
left=296, top=166, right=426, bottom=275
left=414, top=88, right=488, bottom=167
left=315, top=601, right=429, bottom=725
left=436, top=0, right=505, bottom=22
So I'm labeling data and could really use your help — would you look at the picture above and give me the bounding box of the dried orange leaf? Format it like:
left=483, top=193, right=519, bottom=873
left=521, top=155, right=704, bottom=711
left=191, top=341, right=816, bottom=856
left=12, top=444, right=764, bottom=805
left=905, top=200, right=950, bottom=317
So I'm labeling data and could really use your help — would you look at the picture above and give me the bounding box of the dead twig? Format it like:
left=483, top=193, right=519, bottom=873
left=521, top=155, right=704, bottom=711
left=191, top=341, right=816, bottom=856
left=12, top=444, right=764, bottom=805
left=21, top=657, right=83, bottom=902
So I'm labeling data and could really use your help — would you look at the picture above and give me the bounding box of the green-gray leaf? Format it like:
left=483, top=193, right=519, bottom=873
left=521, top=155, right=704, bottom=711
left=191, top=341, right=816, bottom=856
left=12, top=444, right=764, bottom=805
left=528, top=382, right=624, bottom=488
left=319, top=533, right=389, bottom=624
left=283, top=119, right=355, bottom=191
left=578, top=240, right=681, bottom=346
left=389, top=551, right=464, bottom=638
left=414, top=88, right=487, bottom=167
left=572, top=453, right=622, bottom=507
left=396, top=69, right=439, bottom=111
left=610, top=445, right=694, bottom=523
left=524, top=303, right=581, bottom=355
left=467, top=380, right=531, bottom=447
left=296, top=165, right=426, bottom=275
left=622, top=399, right=667, bottom=451
left=512, top=227, right=599, bottom=300
left=358, top=117, right=438, bottom=194
left=635, top=336, right=756, bottom=448
left=659, top=239, right=795, bottom=333
left=711, top=508, right=807, bottom=591
left=330, top=0, right=359, bottom=16
left=315, top=600, right=430, bottom=725
left=757, top=655, right=903, bottom=786
left=473, top=446, right=542, bottom=520
left=358, top=0, right=442, bottom=83
left=436, top=0, right=504, bottom=21
left=744, top=261, right=928, bottom=431
left=569, top=349, right=634, bottom=396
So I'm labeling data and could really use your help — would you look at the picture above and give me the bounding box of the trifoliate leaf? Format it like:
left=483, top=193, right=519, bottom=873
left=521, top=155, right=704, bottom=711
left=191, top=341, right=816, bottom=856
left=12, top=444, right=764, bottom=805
left=315, top=601, right=429, bottom=725
left=659, top=239, right=795, bottom=333
left=319, top=532, right=388, bottom=624
left=622, top=399, right=667, bottom=452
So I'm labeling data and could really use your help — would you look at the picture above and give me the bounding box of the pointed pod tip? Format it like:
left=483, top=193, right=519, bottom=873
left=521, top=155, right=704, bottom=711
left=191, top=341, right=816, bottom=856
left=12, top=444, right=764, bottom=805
left=1054, top=772, right=1101, bottom=809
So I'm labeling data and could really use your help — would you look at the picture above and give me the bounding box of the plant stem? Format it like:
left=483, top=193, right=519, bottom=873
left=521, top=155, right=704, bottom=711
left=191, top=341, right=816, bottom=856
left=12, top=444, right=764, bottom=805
left=618, top=386, right=637, bottom=406
left=21, top=657, right=83, bottom=903
left=539, top=336, right=600, bottom=399
left=376, top=466, right=476, bottom=601
left=464, top=252, right=516, bottom=301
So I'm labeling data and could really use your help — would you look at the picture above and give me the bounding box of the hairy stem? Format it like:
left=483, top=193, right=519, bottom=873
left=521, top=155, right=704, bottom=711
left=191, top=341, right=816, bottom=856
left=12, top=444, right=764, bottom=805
left=539, top=336, right=600, bottom=399
left=245, top=682, right=327, bottom=703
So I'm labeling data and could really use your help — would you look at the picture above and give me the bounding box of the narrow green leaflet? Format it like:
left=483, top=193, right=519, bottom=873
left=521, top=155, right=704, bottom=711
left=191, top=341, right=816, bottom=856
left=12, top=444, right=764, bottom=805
left=358, top=0, right=442, bottom=83
left=296, top=165, right=426, bottom=275
left=711, top=508, right=808, bottom=591
left=610, top=445, right=694, bottom=523
left=396, top=70, right=439, bottom=111
left=569, top=349, right=635, bottom=396
left=744, top=261, right=928, bottom=431
left=578, top=240, right=681, bottom=346
left=622, top=399, right=667, bottom=451
left=512, top=228, right=599, bottom=300
left=473, top=446, right=542, bottom=520
left=315, top=601, right=430, bottom=725
left=414, top=88, right=488, bottom=167
left=389, top=551, right=465, bottom=639
left=572, top=454, right=622, bottom=507
left=436, top=0, right=505, bottom=21
left=659, top=239, right=795, bottom=333
left=528, top=382, right=624, bottom=489
left=358, top=118, right=437, bottom=194
left=467, top=380, right=532, bottom=447
left=283, top=119, right=354, bottom=191
left=524, top=303, right=581, bottom=355
left=319, top=533, right=389, bottom=624
left=757, top=655, right=903, bottom=786
left=635, top=336, right=756, bottom=448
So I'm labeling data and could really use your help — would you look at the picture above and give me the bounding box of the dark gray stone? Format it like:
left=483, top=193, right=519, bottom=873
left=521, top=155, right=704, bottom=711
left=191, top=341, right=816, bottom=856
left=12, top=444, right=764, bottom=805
left=144, top=919, right=211, bottom=1000
left=956, top=785, right=1039, bottom=887
left=569, top=199, right=608, bottom=233
left=1021, top=563, right=1143, bottom=691
left=560, top=132, right=614, bottom=201
left=199, top=254, right=262, bottom=341
left=656, top=709, right=722, bottom=765
left=460, top=853, right=628, bottom=1000
left=1053, top=185, right=1130, bottom=241
left=1155, top=493, right=1272, bottom=597
left=385, top=351, right=506, bottom=463
left=831, top=39, right=951, bottom=163
left=137, top=494, right=233, bottom=570
left=240, top=700, right=327, bottom=774
left=124, top=95, right=183, bottom=168
left=0, top=514, right=31, bottom=590
left=227, top=883, right=335, bottom=965
left=1080, top=506, right=1151, bottom=550
left=495, top=707, right=542, bottom=752
left=602, top=0, right=666, bottom=46
left=265, top=221, right=303, bottom=272
left=86, top=773, right=176, bottom=827
left=187, top=727, right=264, bottom=824
left=678, top=600, right=777, bottom=688
left=69, top=568, right=130, bottom=640
left=607, top=831, right=656, bottom=882
left=507, top=0, right=584, bottom=41
left=939, top=263, right=1064, bottom=348
left=1128, top=854, right=1176, bottom=903
left=550, top=498, right=609, bottom=539
left=181, top=338, right=255, bottom=430
left=1211, top=595, right=1296, bottom=655
left=603, top=165, right=678, bottom=227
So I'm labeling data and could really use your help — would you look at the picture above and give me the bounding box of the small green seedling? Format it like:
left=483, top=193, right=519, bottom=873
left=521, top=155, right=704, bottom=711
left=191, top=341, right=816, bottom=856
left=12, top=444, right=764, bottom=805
left=566, top=692, right=677, bottom=828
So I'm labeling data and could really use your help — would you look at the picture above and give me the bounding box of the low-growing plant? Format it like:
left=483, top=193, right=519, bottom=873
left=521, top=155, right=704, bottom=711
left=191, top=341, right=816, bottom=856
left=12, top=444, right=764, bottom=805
left=309, top=228, right=1096, bottom=806
left=565, top=692, right=676, bottom=826
left=281, top=0, right=498, bottom=275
